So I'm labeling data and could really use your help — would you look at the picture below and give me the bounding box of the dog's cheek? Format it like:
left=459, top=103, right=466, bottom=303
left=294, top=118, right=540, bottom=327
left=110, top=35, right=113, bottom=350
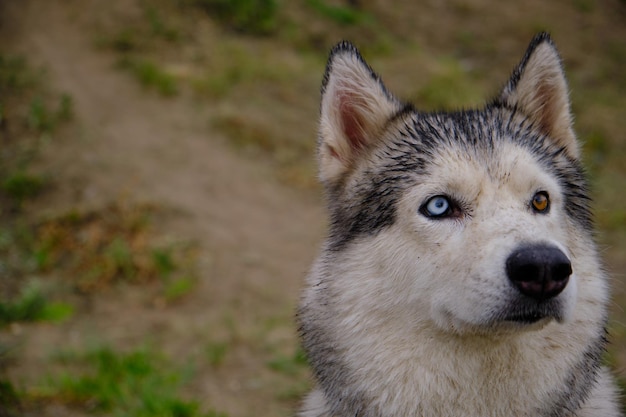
left=426, top=219, right=520, bottom=328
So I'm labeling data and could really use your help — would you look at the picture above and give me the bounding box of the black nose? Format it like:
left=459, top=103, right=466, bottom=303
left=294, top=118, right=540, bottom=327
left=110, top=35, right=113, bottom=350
left=506, top=245, right=572, bottom=300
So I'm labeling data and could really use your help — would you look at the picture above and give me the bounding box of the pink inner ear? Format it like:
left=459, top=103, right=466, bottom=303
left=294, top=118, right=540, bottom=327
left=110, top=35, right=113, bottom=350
left=534, top=81, right=558, bottom=135
left=338, top=91, right=367, bottom=154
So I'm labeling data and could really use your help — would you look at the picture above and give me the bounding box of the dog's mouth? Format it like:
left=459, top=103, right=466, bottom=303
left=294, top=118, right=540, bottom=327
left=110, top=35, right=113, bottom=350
left=503, top=312, right=546, bottom=324
left=497, top=298, right=565, bottom=326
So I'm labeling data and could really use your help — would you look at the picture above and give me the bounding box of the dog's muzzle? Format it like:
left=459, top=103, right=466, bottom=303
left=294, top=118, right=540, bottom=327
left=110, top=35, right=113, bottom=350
left=506, top=244, right=572, bottom=301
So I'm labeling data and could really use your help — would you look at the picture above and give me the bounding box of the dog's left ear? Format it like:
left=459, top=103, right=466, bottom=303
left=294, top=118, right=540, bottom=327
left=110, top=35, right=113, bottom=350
left=318, top=42, right=402, bottom=187
left=496, top=33, right=579, bottom=159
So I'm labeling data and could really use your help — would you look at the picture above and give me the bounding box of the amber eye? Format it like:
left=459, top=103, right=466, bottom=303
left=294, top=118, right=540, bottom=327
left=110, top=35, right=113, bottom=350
left=531, top=191, right=550, bottom=213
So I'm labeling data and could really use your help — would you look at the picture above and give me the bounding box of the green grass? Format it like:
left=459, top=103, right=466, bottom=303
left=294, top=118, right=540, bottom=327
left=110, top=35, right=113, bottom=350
left=306, top=0, right=372, bottom=25
left=27, top=94, right=73, bottom=133
left=118, top=57, right=178, bottom=96
left=145, top=6, right=181, bottom=42
left=0, top=379, right=21, bottom=417
left=0, top=53, right=72, bottom=211
left=0, top=282, right=73, bottom=326
left=45, top=346, right=227, bottom=417
left=1, top=173, right=45, bottom=204
left=194, top=0, right=278, bottom=35
left=411, top=57, right=485, bottom=110
left=164, top=276, right=196, bottom=302
left=266, top=347, right=311, bottom=403
left=267, top=347, right=308, bottom=376
left=0, top=55, right=32, bottom=94
left=205, top=341, right=229, bottom=367
left=26, top=204, right=197, bottom=294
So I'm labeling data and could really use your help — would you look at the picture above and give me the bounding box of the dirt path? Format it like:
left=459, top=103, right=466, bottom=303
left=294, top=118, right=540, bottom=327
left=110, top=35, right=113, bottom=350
left=2, top=1, right=324, bottom=415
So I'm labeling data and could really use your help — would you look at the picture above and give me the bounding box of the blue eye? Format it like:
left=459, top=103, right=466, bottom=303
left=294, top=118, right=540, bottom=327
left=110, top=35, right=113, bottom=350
left=419, top=195, right=461, bottom=219
left=421, top=196, right=453, bottom=218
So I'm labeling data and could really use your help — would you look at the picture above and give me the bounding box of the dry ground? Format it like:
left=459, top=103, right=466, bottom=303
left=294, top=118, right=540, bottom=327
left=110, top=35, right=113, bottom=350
left=1, top=1, right=323, bottom=416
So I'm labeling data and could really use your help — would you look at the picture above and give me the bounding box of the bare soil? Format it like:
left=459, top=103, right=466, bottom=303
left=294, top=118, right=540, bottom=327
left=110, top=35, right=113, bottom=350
left=1, top=1, right=323, bottom=416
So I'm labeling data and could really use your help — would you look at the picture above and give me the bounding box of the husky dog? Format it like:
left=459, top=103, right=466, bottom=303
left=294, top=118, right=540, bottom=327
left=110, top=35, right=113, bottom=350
left=298, top=33, right=622, bottom=416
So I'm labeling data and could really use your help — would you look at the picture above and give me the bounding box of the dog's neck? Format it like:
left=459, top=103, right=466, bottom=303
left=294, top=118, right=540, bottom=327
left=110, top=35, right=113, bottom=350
left=304, top=315, right=604, bottom=417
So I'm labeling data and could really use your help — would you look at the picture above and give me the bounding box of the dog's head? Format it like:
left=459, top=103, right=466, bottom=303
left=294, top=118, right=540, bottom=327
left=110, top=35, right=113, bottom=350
left=316, top=33, right=605, bottom=335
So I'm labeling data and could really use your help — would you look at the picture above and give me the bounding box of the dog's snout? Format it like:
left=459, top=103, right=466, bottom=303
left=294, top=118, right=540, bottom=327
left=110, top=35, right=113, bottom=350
left=506, top=245, right=572, bottom=300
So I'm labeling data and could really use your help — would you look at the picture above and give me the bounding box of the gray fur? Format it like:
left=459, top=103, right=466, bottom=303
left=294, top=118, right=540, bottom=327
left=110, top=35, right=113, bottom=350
left=327, top=107, right=591, bottom=251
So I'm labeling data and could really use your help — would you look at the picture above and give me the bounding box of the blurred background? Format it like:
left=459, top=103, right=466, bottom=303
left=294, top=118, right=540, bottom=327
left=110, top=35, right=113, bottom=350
left=0, top=0, right=624, bottom=416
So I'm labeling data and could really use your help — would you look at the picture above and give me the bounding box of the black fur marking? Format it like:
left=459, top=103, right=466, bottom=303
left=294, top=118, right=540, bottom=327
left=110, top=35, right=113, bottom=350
left=325, top=104, right=593, bottom=252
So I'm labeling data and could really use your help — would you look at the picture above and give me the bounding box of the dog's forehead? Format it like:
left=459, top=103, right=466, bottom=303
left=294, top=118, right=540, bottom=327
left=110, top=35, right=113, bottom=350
left=367, top=109, right=566, bottom=197
left=420, top=139, right=557, bottom=202
left=389, top=109, right=550, bottom=169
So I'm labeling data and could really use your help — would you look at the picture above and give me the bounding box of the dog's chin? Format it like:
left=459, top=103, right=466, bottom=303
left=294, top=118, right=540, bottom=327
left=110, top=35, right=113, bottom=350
left=435, top=299, right=567, bottom=336
left=489, top=298, right=567, bottom=333
left=502, top=312, right=555, bottom=325
left=445, top=314, right=554, bottom=336
left=492, top=315, right=555, bottom=332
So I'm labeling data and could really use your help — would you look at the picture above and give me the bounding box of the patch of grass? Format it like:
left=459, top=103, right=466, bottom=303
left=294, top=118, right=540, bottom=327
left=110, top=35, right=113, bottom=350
left=27, top=97, right=54, bottom=133
left=100, top=29, right=141, bottom=53
left=0, top=55, right=32, bottom=94
left=306, top=0, right=371, bottom=25
left=44, top=346, right=226, bottom=417
left=145, top=6, right=181, bottom=42
left=96, top=4, right=180, bottom=53
left=104, top=237, right=137, bottom=281
left=0, top=53, right=72, bottom=212
left=38, top=302, right=74, bottom=323
left=194, top=0, right=279, bottom=35
left=152, top=247, right=177, bottom=278
left=0, top=379, right=21, bottom=417
left=0, top=282, right=73, bottom=327
left=205, top=342, right=229, bottom=367
left=267, top=347, right=308, bottom=376
left=57, top=93, right=74, bottom=121
left=1, top=173, right=45, bottom=205
left=118, top=57, right=178, bottom=97
left=412, top=57, right=484, bottom=110
left=266, top=346, right=310, bottom=403
left=27, top=94, right=73, bottom=134
left=192, top=44, right=288, bottom=99
left=32, top=204, right=154, bottom=289
left=164, top=276, right=196, bottom=302
left=0, top=284, right=45, bottom=326
left=31, top=204, right=197, bottom=295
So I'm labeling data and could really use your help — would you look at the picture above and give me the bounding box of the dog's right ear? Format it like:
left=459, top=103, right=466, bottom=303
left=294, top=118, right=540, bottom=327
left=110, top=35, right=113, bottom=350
left=496, top=33, right=579, bottom=159
left=319, top=42, right=402, bottom=187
